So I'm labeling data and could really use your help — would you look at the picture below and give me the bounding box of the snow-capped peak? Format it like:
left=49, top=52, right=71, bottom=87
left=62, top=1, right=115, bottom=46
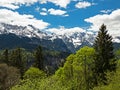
left=0, top=23, right=119, bottom=52
left=0, top=23, right=47, bottom=38
left=45, top=26, right=96, bottom=50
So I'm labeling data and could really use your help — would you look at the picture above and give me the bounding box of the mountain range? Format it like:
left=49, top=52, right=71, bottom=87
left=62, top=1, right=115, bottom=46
left=0, top=23, right=120, bottom=52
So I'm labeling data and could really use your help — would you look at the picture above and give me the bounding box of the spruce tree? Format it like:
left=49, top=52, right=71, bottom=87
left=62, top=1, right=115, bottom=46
left=2, top=49, right=9, bottom=64
left=9, top=48, right=25, bottom=79
left=34, top=46, right=44, bottom=70
left=93, top=24, right=116, bottom=83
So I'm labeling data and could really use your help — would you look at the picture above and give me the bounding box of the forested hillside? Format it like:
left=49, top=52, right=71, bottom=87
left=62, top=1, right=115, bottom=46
left=0, top=24, right=120, bottom=90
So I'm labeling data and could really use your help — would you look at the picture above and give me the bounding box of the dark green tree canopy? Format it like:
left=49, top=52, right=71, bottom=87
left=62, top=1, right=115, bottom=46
left=2, top=49, right=9, bottom=64
left=34, top=45, right=44, bottom=70
left=93, top=24, right=116, bottom=84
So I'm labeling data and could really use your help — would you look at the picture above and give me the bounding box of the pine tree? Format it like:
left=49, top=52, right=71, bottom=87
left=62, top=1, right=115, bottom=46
left=2, top=49, right=9, bottom=64
left=34, top=46, right=44, bottom=70
left=9, top=48, right=25, bottom=79
left=93, top=24, right=116, bottom=84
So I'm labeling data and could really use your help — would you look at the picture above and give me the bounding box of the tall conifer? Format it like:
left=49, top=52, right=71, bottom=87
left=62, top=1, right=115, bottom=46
left=2, top=49, right=9, bottom=64
left=34, top=46, right=44, bottom=70
left=94, top=24, right=116, bottom=83
left=10, top=48, right=25, bottom=78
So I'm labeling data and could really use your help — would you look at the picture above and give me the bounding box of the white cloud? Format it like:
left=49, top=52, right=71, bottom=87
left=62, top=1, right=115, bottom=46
left=84, top=9, right=120, bottom=37
left=0, top=4, right=19, bottom=10
left=46, top=26, right=85, bottom=35
left=0, top=0, right=38, bottom=10
left=41, top=8, right=47, bottom=12
left=39, top=8, right=48, bottom=16
left=64, top=14, right=69, bottom=17
left=0, top=9, right=49, bottom=29
left=48, top=8, right=68, bottom=16
left=39, top=0, right=47, bottom=4
left=100, top=9, right=112, bottom=14
left=75, top=1, right=92, bottom=9
left=39, top=8, right=68, bottom=16
left=0, top=0, right=93, bottom=10
left=40, top=0, right=71, bottom=8
left=35, top=7, right=40, bottom=12
left=40, top=12, right=47, bottom=16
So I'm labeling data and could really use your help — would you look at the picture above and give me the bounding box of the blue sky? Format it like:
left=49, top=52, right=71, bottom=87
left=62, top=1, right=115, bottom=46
left=0, top=0, right=120, bottom=36
left=15, top=0, right=120, bottom=28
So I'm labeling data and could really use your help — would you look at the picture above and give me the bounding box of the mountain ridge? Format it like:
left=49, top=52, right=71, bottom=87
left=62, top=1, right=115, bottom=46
left=0, top=23, right=119, bottom=52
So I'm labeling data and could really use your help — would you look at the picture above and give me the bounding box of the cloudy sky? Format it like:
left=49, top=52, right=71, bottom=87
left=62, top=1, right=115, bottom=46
left=0, top=0, right=120, bottom=37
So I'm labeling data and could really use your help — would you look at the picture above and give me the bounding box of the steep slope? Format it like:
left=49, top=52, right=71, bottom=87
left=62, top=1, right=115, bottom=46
left=0, top=33, right=70, bottom=52
left=46, top=27, right=96, bottom=52
left=0, top=23, right=119, bottom=52
left=0, top=23, right=70, bottom=52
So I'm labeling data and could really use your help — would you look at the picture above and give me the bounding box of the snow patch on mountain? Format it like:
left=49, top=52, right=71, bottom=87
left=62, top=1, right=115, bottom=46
left=0, top=23, right=119, bottom=52
left=45, top=26, right=96, bottom=51
left=113, top=37, right=120, bottom=43
left=0, top=23, right=48, bottom=39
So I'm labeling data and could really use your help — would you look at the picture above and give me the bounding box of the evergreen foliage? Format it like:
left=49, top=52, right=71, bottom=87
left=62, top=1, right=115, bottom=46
left=10, top=46, right=120, bottom=90
left=93, top=60, right=120, bottom=90
left=34, top=46, right=44, bottom=70
left=0, top=24, right=119, bottom=90
left=2, top=49, right=9, bottom=64
left=93, top=24, right=116, bottom=84
left=115, top=49, right=120, bottom=59
left=9, top=48, right=26, bottom=79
